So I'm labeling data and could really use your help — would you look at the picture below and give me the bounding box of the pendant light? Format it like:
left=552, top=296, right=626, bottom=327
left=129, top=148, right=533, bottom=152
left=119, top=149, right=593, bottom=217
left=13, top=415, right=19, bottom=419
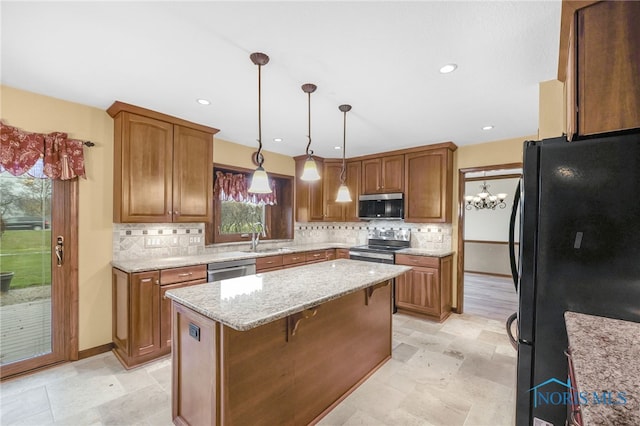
left=247, top=52, right=272, bottom=194
left=335, top=104, right=352, bottom=202
left=300, top=83, right=321, bottom=181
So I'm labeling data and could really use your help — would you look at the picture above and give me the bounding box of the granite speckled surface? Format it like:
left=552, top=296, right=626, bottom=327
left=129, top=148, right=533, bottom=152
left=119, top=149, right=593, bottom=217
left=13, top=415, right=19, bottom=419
left=111, top=243, right=352, bottom=273
left=565, top=311, right=640, bottom=426
left=165, top=259, right=411, bottom=331
left=396, top=248, right=454, bottom=257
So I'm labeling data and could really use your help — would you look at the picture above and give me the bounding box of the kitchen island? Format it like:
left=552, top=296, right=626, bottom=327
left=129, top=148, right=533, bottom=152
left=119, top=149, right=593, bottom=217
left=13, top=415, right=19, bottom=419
left=165, top=259, right=410, bottom=426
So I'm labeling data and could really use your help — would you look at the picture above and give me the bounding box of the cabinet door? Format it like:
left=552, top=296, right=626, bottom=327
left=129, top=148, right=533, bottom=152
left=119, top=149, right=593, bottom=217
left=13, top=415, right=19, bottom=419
left=381, top=155, right=404, bottom=193
left=323, top=161, right=345, bottom=221
left=336, top=248, right=350, bottom=259
left=404, top=149, right=452, bottom=223
left=395, top=267, right=439, bottom=316
left=160, top=278, right=207, bottom=349
left=361, top=159, right=381, bottom=194
left=117, top=113, right=173, bottom=222
left=295, top=157, right=324, bottom=222
left=131, top=271, right=161, bottom=358
left=577, top=1, right=640, bottom=136
left=172, top=126, right=213, bottom=223
left=344, top=161, right=361, bottom=221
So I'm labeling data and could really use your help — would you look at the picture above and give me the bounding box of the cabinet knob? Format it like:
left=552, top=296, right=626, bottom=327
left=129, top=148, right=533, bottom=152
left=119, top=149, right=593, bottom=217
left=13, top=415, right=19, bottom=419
left=174, top=211, right=179, bottom=216
left=168, top=211, right=172, bottom=215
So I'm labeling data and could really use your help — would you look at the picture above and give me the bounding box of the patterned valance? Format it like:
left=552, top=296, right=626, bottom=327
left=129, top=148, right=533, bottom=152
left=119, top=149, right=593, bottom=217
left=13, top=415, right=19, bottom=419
left=0, top=121, right=86, bottom=180
left=214, top=171, right=277, bottom=205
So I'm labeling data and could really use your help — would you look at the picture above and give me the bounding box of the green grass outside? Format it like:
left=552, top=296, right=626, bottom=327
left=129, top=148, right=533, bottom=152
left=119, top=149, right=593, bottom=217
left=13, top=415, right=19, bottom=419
left=0, top=230, right=52, bottom=289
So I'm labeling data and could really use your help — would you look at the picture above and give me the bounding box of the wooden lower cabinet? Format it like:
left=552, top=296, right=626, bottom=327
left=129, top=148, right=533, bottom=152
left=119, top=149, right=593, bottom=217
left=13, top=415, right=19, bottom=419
left=171, top=281, right=392, bottom=425
left=112, top=264, right=206, bottom=369
left=336, top=248, right=350, bottom=259
left=256, top=249, right=336, bottom=272
left=394, top=254, right=453, bottom=321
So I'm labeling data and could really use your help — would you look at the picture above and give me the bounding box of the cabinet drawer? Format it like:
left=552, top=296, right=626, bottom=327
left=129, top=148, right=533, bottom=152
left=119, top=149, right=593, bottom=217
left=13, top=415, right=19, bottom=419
left=395, top=254, right=439, bottom=269
left=160, top=264, right=207, bottom=285
left=305, top=250, right=327, bottom=263
left=283, top=253, right=306, bottom=266
left=256, top=255, right=284, bottom=271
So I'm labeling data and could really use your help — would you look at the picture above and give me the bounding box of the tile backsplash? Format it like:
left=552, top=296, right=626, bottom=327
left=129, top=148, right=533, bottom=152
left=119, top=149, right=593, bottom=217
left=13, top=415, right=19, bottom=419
left=112, top=221, right=452, bottom=260
left=293, top=221, right=452, bottom=251
left=112, top=223, right=205, bottom=261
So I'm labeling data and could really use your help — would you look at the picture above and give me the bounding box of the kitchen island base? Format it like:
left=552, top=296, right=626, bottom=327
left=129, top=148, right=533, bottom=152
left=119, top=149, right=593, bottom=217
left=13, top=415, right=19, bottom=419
left=171, top=281, right=392, bottom=425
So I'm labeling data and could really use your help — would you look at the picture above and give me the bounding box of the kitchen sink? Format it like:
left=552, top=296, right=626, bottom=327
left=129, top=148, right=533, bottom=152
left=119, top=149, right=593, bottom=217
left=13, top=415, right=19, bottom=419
left=241, top=247, right=293, bottom=254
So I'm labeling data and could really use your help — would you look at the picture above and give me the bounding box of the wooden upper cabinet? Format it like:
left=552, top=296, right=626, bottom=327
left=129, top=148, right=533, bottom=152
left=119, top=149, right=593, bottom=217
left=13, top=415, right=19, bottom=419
left=109, top=101, right=218, bottom=223
left=116, top=113, right=174, bottom=222
left=295, top=156, right=324, bottom=222
left=323, top=160, right=344, bottom=222
left=172, top=126, right=213, bottom=222
left=404, top=147, right=454, bottom=223
left=562, top=1, right=640, bottom=138
left=344, top=160, right=361, bottom=221
left=362, top=154, right=404, bottom=194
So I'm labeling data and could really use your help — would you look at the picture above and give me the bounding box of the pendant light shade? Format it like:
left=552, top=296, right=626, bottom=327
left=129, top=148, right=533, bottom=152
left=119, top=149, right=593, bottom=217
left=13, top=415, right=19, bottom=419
left=300, top=83, right=321, bottom=181
left=248, top=166, right=272, bottom=193
left=336, top=104, right=352, bottom=202
left=248, top=52, right=272, bottom=194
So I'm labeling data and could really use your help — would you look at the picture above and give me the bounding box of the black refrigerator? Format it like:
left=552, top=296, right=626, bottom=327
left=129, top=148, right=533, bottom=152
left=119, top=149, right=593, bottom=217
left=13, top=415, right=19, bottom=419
left=510, top=131, right=640, bottom=426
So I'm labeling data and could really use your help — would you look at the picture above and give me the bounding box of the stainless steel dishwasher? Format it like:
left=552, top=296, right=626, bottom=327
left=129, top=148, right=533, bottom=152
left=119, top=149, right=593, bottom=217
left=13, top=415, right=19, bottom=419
left=207, top=258, right=256, bottom=282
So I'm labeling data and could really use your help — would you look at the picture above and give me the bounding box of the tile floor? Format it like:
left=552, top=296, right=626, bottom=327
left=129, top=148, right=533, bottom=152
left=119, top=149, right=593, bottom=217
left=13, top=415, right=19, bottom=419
left=0, top=313, right=516, bottom=425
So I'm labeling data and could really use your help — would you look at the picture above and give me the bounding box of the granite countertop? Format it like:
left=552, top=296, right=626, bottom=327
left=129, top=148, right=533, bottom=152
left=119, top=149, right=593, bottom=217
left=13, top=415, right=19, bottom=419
left=111, top=242, right=353, bottom=273
left=166, top=259, right=411, bottom=331
left=564, top=311, right=640, bottom=425
left=396, top=248, right=454, bottom=258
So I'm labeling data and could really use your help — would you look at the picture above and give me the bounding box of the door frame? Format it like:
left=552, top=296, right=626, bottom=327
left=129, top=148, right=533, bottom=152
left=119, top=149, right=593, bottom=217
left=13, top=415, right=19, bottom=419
left=455, top=162, right=522, bottom=314
left=0, top=178, right=79, bottom=380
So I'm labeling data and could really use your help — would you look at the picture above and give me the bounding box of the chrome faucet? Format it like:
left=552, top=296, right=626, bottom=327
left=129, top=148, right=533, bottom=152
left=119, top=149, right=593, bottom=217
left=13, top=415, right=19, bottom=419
left=250, top=222, right=266, bottom=251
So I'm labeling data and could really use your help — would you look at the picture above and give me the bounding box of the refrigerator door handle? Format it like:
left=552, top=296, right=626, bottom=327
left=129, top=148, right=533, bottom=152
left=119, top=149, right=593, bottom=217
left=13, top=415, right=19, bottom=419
left=506, top=312, right=518, bottom=350
left=508, top=179, right=521, bottom=292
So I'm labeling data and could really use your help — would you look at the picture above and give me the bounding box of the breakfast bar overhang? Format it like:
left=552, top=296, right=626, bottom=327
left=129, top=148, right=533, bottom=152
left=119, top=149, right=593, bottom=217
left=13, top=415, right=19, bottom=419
left=165, top=259, right=411, bottom=425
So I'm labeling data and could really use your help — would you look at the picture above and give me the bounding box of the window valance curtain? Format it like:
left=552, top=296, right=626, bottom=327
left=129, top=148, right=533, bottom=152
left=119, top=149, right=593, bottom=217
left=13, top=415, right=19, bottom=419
left=0, top=122, right=86, bottom=180
left=214, top=171, right=277, bottom=205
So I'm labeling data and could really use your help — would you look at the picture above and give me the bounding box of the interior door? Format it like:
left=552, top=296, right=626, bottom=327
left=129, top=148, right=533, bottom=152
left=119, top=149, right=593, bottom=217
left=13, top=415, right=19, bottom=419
left=0, top=166, right=77, bottom=379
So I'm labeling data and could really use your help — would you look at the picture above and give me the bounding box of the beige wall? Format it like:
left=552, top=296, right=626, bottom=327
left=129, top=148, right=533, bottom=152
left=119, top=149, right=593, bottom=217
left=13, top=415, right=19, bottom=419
left=539, top=79, right=565, bottom=140
left=452, top=135, right=533, bottom=308
left=214, top=138, right=294, bottom=176
left=1, top=85, right=114, bottom=350
left=1, top=85, right=292, bottom=351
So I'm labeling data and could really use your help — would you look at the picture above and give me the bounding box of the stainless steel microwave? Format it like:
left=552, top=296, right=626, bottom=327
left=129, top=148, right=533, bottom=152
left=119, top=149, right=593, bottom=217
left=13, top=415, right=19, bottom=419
left=358, top=193, right=404, bottom=220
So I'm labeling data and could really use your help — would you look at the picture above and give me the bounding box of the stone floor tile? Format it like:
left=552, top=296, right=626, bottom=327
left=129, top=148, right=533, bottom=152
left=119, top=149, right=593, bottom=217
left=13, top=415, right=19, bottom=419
left=0, top=385, right=50, bottom=425
left=53, top=408, right=102, bottom=426
left=96, top=384, right=169, bottom=425
left=393, top=342, right=420, bottom=362
left=7, top=408, right=54, bottom=426
left=342, top=409, right=387, bottom=425
left=46, top=367, right=126, bottom=421
left=317, top=400, right=358, bottom=425
left=400, top=386, right=472, bottom=426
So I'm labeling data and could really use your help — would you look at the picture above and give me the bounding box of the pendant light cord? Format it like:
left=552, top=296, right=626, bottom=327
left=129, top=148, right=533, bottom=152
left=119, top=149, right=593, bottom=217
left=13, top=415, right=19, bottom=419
left=256, top=62, right=264, bottom=167
left=306, top=91, right=313, bottom=156
left=340, top=109, right=347, bottom=184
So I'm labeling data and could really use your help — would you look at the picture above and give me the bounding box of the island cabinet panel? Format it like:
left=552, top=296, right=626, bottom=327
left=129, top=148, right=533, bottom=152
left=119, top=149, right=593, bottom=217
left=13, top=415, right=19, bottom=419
left=395, top=254, right=453, bottom=322
left=172, top=303, right=218, bottom=426
left=404, top=147, right=454, bottom=223
left=171, top=280, right=393, bottom=425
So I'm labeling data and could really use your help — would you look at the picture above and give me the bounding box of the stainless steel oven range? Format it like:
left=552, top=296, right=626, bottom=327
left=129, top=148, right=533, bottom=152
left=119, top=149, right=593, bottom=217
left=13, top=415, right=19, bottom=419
left=349, top=229, right=410, bottom=312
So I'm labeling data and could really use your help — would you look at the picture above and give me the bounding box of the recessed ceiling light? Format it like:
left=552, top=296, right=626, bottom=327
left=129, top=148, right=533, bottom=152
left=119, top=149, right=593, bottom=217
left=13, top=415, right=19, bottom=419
left=439, top=64, right=458, bottom=74
left=334, top=146, right=341, bottom=150
left=196, top=98, right=211, bottom=105
left=273, top=138, right=283, bottom=142
left=482, top=125, right=494, bottom=130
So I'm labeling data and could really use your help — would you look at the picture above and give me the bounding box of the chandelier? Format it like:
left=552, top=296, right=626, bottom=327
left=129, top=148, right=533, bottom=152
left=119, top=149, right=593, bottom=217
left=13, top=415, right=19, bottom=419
left=464, top=182, right=507, bottom=210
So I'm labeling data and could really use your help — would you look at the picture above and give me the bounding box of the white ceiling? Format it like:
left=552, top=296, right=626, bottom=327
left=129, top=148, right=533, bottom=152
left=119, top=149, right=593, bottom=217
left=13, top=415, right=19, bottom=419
left=1, top=1, right=561, bottom=159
